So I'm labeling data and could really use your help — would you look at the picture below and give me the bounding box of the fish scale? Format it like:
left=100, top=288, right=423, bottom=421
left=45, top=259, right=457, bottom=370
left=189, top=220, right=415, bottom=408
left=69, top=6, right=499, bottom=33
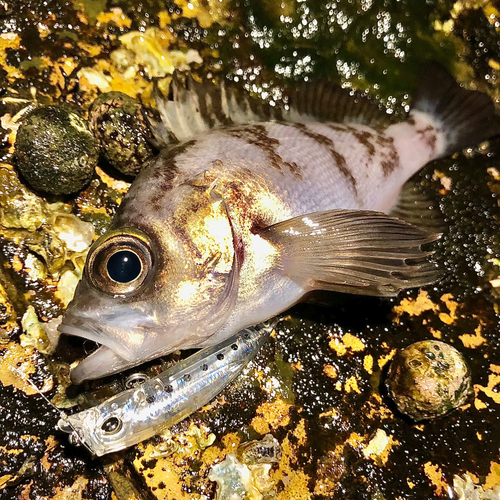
left=60, top=64, right=499, bottom=383
left=156, top=121, right=404, bottom=213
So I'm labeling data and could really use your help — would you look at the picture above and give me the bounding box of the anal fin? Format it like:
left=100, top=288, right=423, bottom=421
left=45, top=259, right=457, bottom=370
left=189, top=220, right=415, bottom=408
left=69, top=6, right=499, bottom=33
left=259, top=209, right=441, bottom=297
left=389, top=181, right=445, bottom=234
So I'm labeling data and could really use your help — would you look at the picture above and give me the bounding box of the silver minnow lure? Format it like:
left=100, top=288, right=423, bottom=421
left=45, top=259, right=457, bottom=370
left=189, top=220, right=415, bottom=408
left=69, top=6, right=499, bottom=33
left=57, top=323, right=272, bottom=456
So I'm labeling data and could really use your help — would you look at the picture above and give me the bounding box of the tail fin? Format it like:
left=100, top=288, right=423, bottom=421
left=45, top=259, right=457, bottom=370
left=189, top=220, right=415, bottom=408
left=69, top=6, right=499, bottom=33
left=412, top=62, right=499, bottom=156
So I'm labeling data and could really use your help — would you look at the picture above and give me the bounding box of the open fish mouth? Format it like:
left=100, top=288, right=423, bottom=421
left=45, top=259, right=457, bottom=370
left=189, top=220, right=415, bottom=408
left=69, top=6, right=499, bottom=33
left=60, top=312, right=156, bottom=383
left=69, top=345, right=140, bottom=384
left=59, top=311, right=146, bottom=362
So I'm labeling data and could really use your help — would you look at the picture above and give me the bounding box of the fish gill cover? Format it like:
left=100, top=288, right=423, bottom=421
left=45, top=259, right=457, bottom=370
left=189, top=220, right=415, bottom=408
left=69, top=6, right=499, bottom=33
left=0, top=0, right=500, bottom=499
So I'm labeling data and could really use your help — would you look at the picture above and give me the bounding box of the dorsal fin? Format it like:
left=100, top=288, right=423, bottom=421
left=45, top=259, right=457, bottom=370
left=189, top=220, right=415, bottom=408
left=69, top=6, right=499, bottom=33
left=150, top=73, right=392, bottom=147
left=283, top=81, right=392, bottom=127
left=151, top=73, right=282, bottom=147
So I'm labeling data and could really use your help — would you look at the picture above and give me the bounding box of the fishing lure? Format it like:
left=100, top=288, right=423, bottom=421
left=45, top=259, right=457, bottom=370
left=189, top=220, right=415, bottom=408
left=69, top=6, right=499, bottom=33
left=57, top=323, right=273, bottom=456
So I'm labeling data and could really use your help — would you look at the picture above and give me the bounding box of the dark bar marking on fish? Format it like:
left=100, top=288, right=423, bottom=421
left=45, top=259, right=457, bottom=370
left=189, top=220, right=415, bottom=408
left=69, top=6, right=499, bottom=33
left=225, top=124, right=303, bottom=180
left=198, top=92, right=216, bottom=129
left=375, top=135, right=400, bottom=176
left=292, top=123, right=358, bottom=196
left=326, top=123, right=349, bottom=133
left=327, top=123, right=377, bottom=159
left=146, top=140, right=197, bottom=212
left=350, top=129, right=376, bottom=158
left=415, top=124, right=438, bottom=154
left=208, top=91, right=234, bottom=127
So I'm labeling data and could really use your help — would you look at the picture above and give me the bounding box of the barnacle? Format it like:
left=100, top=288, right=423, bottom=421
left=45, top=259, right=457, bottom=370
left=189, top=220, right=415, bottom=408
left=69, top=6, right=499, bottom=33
left=89, top=91, right=155, bottom=177
left=20, top=306, right=62, bottom=355
left=209, top=435, right=281, bottom=500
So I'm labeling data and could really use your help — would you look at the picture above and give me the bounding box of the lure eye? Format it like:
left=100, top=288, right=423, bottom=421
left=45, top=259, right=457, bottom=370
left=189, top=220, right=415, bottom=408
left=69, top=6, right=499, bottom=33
left=87, top=229, right=154, bottom=296
left=101, top=416, right=122, bottom=434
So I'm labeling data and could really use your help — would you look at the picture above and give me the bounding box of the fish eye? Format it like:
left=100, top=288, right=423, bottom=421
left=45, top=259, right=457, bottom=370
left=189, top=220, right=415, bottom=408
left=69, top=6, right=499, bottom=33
left=87, top=229, right=154, bottom=296
left=106, top=250, right=142, bottom=283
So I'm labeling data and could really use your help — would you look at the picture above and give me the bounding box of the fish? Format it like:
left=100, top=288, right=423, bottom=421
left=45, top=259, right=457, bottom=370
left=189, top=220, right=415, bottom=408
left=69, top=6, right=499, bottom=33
left=60, top=63, right=499, bottom=383
left=57, top=323, right=273, bottom=456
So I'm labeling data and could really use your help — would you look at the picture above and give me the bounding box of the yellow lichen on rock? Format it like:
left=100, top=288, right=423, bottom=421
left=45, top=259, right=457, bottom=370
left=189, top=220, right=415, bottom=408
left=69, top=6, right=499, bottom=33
left=96, top=8, right=132, bottom=29
left=173, top=0, right=232, bottom=28
left=0, top=33, right=24, bottom=82
left=363, top=393, right=394, bottom=421
left=474, top=364, right=500, bottom=406
left=0, top=342, right=53, bottom=395
left=133, top=430, right=241, bottom=500
left=323, top=364, right=337, bottom=378
left=273, top=422, right=312, bottom=500
left=392, top=290, right=439, bottom=320
left=439, top=293, right=460, bottom=325
left=377, top=349, right=397, bottom=370
left=344, top=376, right=361, bottom=394
left=423, top=462, right=449, bottom=496
left=484, top=461, right=500, bottom=490
left=47, top=475, right=89, bottom=500
left=251, top=398, right=293, bottom=435
left=0, top=282, right=17, bottom=338
left=362, top=429, right=399, bottom=466
left=328, top=332, right=365, bottom=356
left=459, top=324, right=487, bottom=348
left=363, top=354, right=374, bottom=374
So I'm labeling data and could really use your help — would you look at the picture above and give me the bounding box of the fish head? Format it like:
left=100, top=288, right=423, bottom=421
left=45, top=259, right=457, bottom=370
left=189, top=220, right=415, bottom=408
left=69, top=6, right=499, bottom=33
left=60, top=183, right=240, bottom=380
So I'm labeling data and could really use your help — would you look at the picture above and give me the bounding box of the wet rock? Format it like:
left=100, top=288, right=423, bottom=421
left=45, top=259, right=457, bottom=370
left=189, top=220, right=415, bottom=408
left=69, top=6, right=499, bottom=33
left=89, top=91, right=155, bottom=177
left=209, top=434, right=281, bottom=500
left=385, top=340, right=472, bottom=421
left=15, top=105, right=99, bottom=195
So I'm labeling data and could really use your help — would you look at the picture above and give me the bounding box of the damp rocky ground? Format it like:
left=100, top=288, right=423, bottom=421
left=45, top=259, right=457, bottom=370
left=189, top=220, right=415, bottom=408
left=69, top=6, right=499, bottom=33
left=1, top=0, right=500, bottom=499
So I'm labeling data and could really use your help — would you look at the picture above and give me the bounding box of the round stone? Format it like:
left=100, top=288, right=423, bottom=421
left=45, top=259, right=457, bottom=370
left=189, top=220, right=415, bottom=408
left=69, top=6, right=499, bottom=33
left=385, top=340, right=472, bottom=421
left=15, top=105, right=99, bottom=195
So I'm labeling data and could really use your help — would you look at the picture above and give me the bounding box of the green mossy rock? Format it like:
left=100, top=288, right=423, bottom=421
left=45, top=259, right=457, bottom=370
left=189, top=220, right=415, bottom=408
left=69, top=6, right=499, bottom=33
left=15, top=105, right=98, bottom=195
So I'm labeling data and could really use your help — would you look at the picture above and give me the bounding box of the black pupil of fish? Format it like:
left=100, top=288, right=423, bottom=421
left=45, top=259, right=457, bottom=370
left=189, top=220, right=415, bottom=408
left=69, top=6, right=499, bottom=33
left=106, top=250, right=142, bottom=283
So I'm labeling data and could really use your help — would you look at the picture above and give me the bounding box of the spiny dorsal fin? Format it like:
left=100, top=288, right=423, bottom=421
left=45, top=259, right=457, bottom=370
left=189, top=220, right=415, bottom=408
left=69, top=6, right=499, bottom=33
left=151, top=73, right=282, bottom=147
left=150, top=73, right=391, bottom=147
left=259, top=209, right=441, bottom=297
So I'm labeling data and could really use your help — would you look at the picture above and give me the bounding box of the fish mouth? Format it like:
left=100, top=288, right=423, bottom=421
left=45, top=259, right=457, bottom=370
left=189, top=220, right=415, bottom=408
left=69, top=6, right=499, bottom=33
left=69, top=345, right=146, bottom=384
left=60, top=311, right=156, bottom=384
left=59, top=310, right=147, bottom=362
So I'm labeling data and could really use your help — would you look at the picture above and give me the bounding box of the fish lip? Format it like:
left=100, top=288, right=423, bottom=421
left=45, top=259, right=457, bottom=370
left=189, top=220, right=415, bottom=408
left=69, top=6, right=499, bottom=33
left=58, top=311, right=139, bottom=362
left=70, top=345, right=135, bottom=384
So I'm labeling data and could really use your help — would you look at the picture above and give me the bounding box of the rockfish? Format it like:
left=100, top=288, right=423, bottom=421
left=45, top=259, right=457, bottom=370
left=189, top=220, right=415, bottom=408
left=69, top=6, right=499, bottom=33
left=60, top=64, right=498, bottom=383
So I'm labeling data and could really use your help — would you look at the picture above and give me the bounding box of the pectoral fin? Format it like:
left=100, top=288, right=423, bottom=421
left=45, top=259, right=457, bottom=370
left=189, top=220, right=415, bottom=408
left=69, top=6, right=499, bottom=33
left=259, top=210, right=441, bottom=297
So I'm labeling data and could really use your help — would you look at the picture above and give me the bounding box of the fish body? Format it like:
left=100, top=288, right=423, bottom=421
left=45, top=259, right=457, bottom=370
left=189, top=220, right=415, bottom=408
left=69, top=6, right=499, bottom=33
left=58, top=323, right=273, bottom=456
left=61, top=64, right=498, bottom=383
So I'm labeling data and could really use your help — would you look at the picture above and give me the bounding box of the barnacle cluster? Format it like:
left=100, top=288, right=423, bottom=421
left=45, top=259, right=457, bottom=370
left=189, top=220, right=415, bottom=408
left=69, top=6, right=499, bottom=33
left=89, top=91, right=156, bottom=176
left=209, top=434, right=281, bottom=500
